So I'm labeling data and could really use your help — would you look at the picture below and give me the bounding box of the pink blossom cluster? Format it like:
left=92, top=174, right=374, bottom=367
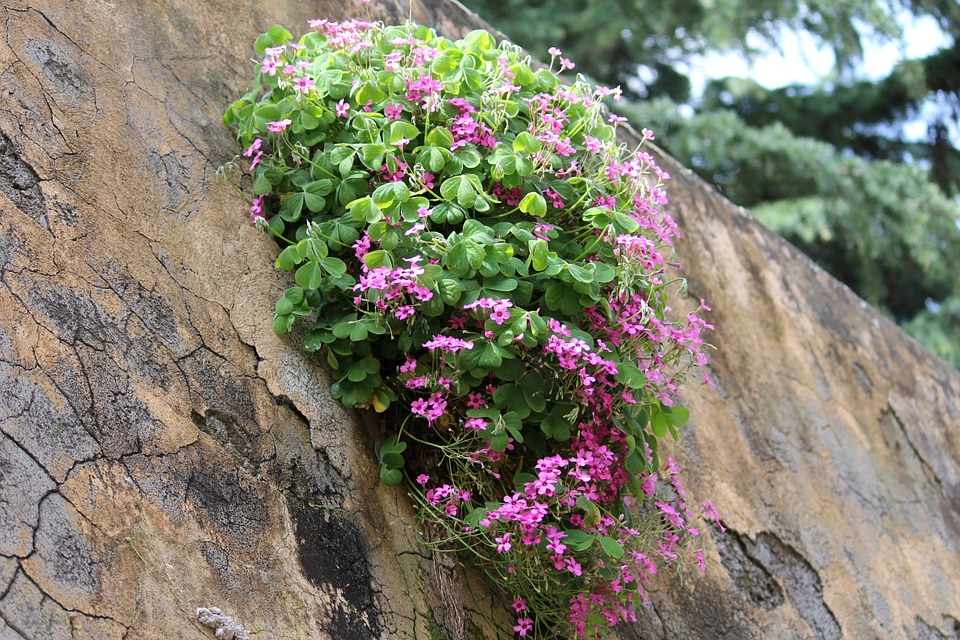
left=405, top=76, right=444, bottom=111
left=410, top=392, right=448, bottom=424
left=542, top=188, right=566, bottom=209
left=249, top=195, right=266, bottom=225
left=613, top=233, right=664, bottom=270
left=464, top=297, right=514, bottom=325
left=533, top=223, right=555, bottom=240
left=384, top=37, right=440, bottom=70
left=522, top=91, right=595, bottom=171
left=244, top=137, right=263, bottom=171
left=492, top=182, right=523, bottom=207
left=448, top=98, right=497, bottom=149
left=259, top=45, right=309, bottom=79
left=579, top=293, right=714, bottom=404
left=307, top=18, right=375, bottom=50
left=378, top=160, right=408, bottom=183
left=421, top=334, right=474, bottom=353
left=352, top=256, right=432, bottom=320
left=425, top=482, right=471, bottom=516
left=473, top=444, right=711, bottom=635
left=399, top=299, right=715, bottom=635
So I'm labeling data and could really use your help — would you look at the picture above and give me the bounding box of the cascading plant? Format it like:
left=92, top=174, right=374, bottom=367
left=223, top=14, right=721, bottom=639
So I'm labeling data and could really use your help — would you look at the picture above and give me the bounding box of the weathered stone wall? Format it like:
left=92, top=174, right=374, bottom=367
left=0, top=0, right=957, bottom=639
left=622, top=149, right=960, bottom=639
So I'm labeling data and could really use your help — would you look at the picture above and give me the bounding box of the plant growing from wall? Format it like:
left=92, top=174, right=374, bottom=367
left=224, top=15, right=720, bottom=638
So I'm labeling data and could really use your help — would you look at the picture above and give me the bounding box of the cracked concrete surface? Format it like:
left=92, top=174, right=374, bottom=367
left=1, top=0, right=958, bottom=639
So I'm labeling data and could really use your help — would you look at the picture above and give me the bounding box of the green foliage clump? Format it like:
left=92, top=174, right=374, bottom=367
left=224, top=18, right=718, bottom=638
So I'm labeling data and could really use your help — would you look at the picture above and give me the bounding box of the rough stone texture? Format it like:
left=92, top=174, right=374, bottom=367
left=614, top=145, right=960, bottom=640
left=0, top=1, right=957, bottom=639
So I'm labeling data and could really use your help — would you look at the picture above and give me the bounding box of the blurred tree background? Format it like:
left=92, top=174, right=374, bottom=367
left=462, top=0, right=960, bottom=368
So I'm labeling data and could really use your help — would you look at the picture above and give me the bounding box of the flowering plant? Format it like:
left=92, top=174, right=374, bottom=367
left=224, top=16, right=719, bottom=639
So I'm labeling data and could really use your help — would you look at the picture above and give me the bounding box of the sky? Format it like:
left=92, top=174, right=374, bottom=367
left=688, top=14, right=951, bottom=90
left=680, top=14, right=956, bottom=143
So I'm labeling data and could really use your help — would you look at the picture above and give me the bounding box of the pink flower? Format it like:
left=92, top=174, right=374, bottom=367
left=266, top=119, right=292, bottom=133
left=249, top=195, right=266, bottom=225
left=594, top=85, right=623, bottom=100
left=352, top=232, right=371, bottom=259
left=521, top=531, right=542, bottom=546
left=545, top=538, right=566, bottom=555
left=564, top=557, right=582, bottom=576
left=466, top=393, right=486, bottom=409
left=410, top=398, right=429, bottom=415
left=422, top=335, right=474, bottom=353
left=640, top=473, right=658, bottom=497
left=243, top=138, right=262, bottom=157
left=464, top=417, right=487, bottom=431
left=424, top=393, right=447, bottom=422
left=657, top=501, right=685, bottom=529
left=642, top=127, right=655, bottom=140
left=490, top=306, right=511, bottom=325
left=583, top=135, right=604, bottom=154
left=533, top=223, right=554, bottom=240
left=248, top=151, right=263, bottom=171
left=495, top=533, right=512, bottom=553
left=293, top=77, right=315, bottom=94
left=559, top=57, right=575, bottom=71
left=336, top=99, right=350, bottom=118
left=399, top=356, right=417, bottom=373
left=548, top=47, right=562, bottom=57
left=384, top=103, right=403, bottom=120
left=514, top=617, right=533, bottom=636
left=512, top=598, right=527, bottom=613
left=405, top=376, right=428, bottom=390
left=543, top=189, right=565, bottom=209
left=260, top=57, right=279, bottom=76
left=416, top=474, right=430, bottom=485
left=700, top=500, right=725, bottom=532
